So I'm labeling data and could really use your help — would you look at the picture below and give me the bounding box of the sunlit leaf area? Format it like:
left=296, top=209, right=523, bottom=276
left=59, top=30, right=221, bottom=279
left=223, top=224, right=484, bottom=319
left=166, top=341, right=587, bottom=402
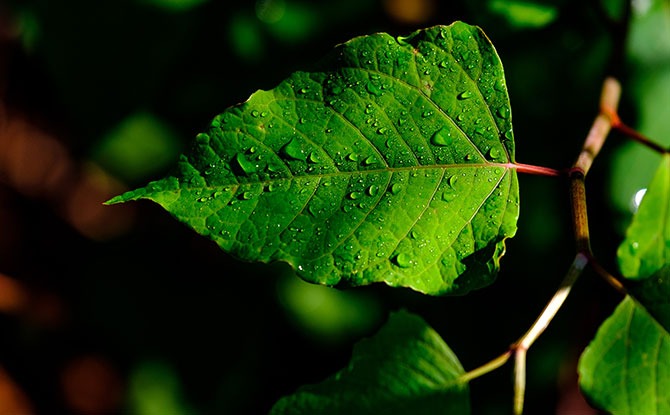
left=0, top=0, right=665, bottom=413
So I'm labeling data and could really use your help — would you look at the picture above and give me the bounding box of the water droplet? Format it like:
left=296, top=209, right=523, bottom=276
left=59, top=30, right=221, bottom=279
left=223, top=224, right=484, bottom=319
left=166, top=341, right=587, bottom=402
left=488, top=148, right=501, bottom=159
left=497, top=107, right=510, bottom=119
left=439, top=60, right=448, bottom=68
left=442, top=189, right=456, bottom=202
left=251, top=110, right=260, bottom=117
left=422, top=110, right=433, bottom=118
left=431, top=128, right=452, bottom=147
left=299, top=117, right=306, bottom=124
left=300, top=86, right=310, bottom=94
left=377, top=127, right=387, bottom=134
left=347, top=153, right=359, bottom=162
left=235, top=153, right=257, bottom=174
left=393, top=253, right=412, bottom=268
left=281, top=138, right=307, bottom=161
left=348, top=191, right=362, bottom=200
left=458, top=91, right=474, bottom=100
left=390, top=183, right=403, bottom=194
left=504, top=130, right=514, bottom=140
left=366, top=185, right=379, bottom=196
left=448, top=175, right=458, bottom=188
left=465, top=154, right=473, bottom=161
left=366, top=82, right=382, bottom=96
left=241, top=192, right=253, bottom=200
left=363, top=156, right=376, bottom=166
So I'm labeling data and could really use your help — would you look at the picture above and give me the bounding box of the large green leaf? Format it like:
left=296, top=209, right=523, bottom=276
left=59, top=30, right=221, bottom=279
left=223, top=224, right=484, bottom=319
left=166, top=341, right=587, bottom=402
left=579, top=297, right=670, bottom=415
left=270, top=310, right=470, bottom=415
left=108, top=22, right=519, bottom=295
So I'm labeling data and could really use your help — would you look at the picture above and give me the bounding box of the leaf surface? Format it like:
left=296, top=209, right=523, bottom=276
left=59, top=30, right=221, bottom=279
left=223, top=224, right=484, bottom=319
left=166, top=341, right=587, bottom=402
left=579, top=297, right=670, bottom=415
left=270, top=310, right=470, bottom=415
left=108, top=22, right=519, bottom=295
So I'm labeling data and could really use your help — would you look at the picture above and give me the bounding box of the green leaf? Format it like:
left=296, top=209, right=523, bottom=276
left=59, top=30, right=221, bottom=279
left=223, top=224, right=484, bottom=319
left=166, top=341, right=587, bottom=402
left=617, top=155, right=670, bottom=333
left=270, top=310, right=470, bottom=415
left=108, top=22, right=519, bottom=295
left=579, top=297, right=670, bottom=415
left=488, top=0, right=558, bottom=29
left=618, top=155, right=670, bottom=280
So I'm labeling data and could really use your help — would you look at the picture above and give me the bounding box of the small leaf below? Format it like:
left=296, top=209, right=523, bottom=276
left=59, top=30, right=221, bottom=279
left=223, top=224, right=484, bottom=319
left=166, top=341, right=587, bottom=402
left=270, top=310, right=470, bottom=415
left=579, top=297, right=670, bottom=415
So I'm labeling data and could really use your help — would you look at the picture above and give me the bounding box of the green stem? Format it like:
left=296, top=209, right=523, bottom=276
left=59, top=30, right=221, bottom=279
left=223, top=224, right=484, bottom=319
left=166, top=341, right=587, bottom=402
left=459, top=351, right=511, bottom=383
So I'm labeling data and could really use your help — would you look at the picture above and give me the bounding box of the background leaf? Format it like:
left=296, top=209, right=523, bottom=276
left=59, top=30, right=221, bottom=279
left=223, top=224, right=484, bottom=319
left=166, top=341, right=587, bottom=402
left=110, top=22, right=519, bottom=295
left=617, top=155, right=670, bottom=280
left=270, top=310, right=470, bottom=415
left=615, top=155, right=670, bottom=336
left=580, top=155, right=670, bottom=413
left=578, top=297, right=670, bottom=415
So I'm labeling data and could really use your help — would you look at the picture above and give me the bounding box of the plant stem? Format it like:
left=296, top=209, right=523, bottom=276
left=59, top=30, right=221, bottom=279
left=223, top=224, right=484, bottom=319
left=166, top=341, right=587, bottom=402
left=459, top=350, right=511, bottom=383
left=510, top=252, right=589, bottom=414
left=509, top=162, right=562, bottom=177
left=457, top=78, right=624, bottom=413
left=603, top=107, right=668, bottom=153
left=586, top=254, right=628, bottom=296
left=574, top=77, right=621, bottom=174
left=513, top=348, right=527, bottom=415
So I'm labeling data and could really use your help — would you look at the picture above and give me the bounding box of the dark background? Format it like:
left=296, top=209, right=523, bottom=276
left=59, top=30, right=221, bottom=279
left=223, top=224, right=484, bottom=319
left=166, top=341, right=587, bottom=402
left=0, top=0, right=668, bottom=413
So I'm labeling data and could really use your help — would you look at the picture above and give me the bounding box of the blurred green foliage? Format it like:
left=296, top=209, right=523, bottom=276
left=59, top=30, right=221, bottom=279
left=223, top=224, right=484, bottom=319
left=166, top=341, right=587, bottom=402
left=0, top=0, right=664, bottom=413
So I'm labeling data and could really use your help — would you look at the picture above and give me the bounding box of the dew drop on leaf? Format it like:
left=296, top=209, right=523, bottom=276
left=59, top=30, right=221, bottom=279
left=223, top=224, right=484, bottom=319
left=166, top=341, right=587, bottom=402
left=393, top=252, right=412, bottom=268
left=366, top=184, right=379, bottom=196
left=430, top=128, right=452, bottom=147
left=448, top=175, right=458, bottom=188
left=488, top=148, right=501, bottom=160
left=363, top=156, right=376, bottom=166
left=496, top=107, right=510, bottom=119
left=308, top=152, right=321, bottom=164
left=457, top=91, right=473, bottom=100
left=348, top=191, right=362, bottom=200
left=347, top=153, right=360, bottom=162
left=390, top=183, right=403, bottom=194
left=235, top=153, right=257, bottom=174
left=281, top=138, right=307, bottom=161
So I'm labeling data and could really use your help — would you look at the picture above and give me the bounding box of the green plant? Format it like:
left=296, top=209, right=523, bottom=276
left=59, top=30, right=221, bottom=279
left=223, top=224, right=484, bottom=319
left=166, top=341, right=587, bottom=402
left=109, top=20, right=670, bottom=414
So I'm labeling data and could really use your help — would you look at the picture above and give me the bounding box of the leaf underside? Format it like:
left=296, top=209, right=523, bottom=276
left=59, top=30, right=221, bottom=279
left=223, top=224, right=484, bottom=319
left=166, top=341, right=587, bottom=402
left=270, top=310, right=470, bottom=415
left=109, top=21, right=519, bottom=295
